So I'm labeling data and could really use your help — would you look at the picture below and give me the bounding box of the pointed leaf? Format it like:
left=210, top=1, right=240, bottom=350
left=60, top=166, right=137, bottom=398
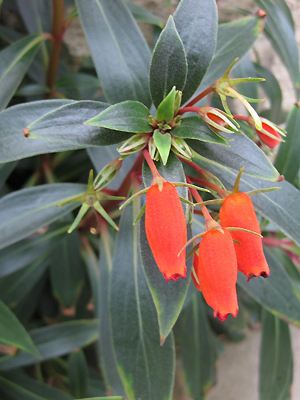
left=0, top=320, right=99, bottom=371
left=110, top=202, right=175, bottom=400
left=156, top=87, right=177, bottom=122
left=76, top=0, right=151, bottom=105
left=0, top=183, right=85, bottom=250
left=68, top=351, right=88, bottom=398
left=153, top=131, right=172, bottom=165
left=0, top=299, right=38, bottom=356
left=174, top=0, right=218, bottom=102
left=87, top=101, right=150, bottom=133
left=260, top=310, right=293, bottom=400
left=0, top=34, right=44, bottom=110
left=150, top=16, right=187, bottom=107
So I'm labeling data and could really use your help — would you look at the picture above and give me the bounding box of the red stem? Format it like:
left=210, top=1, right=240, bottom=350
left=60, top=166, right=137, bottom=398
left=184, top=86, right=213, bottom=108
left=177, top=106, right=201, bottom=115
left=186, top=177, right=214, bottom=225
left=143, top=149, right=160, bottom=178
left=233, top=114, right=251, bottom=122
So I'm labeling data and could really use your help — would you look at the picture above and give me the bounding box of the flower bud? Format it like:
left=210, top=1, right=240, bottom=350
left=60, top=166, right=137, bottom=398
left=117, top=133, right=148, bottom=156
left=199, top=106, right=239, bottom=134
left=94, top=159, right=123, bottom=190
left=220, top=192, right=270, bottom=278
left=193, top=228, right=238, bottom=320
left=254, top=118, right=285, bottom=149
left=145, top=181, right=187, bottom=280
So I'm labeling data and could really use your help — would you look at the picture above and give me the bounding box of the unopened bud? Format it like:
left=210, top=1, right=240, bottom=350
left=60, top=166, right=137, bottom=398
left=94, top=158, right=123, bottom=190
left=117, top=134, right=148, bottom=157
left=199, top=106, right=239, bottom=134
left=171, top=137, right=192, bottom=159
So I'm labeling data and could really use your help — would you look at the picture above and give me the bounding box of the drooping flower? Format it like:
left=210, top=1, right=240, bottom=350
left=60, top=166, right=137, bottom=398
left=220, top=192, right=270, bottom=278
left=145, top=180, right=187, bottom=280
left=254, top=118, right=285, bottom=149
left=193, top=228, right=238, bottom=320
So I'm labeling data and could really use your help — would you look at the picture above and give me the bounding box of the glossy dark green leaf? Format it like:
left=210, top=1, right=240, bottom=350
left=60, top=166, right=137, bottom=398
left=0, top=319, right=99, bottom=371
left=0, top=299, right=38, bottom=356
left=0, top=162, right=16, bottom=190
left=200, top=16, right=262, bottom=90
left=0, top=34, right=44, bottom=110
left=0, top=183, right=85, bottom=250
left=0, top=224, right=66, bottom=278
left=81, top=239, right=124, bottom=395
left=0, top=257, right=48, bottom=308
left=150, top=16, right=187, bottom=107
left=239, top=248, right=300, bottom=326
left=176, top=294, right=217, bottom=399
left=259, top=310, right=293, bottom=400
left=0, top=372, right=72, bottom=400
left=255, top=0, right=299, bottom=90
left=275, top=104, right=300, bottom=183
left=50, top=232, right=85, bottom=309
left=110, top=203, right=175, bottom=400
left=193, top=152, right=300, bottom=246
left=68, top=351, right=88, bottom=398
left=141, top=155, right=192, bottom=340
left=191, top=132, right=279, bottom=181
left=174, top=0, right=218, bottom=102
left=76, top=0, right=151, bottom=106
left=87, top=101, right=150, bottom=133
left=173, top=116, right=228, bottom=144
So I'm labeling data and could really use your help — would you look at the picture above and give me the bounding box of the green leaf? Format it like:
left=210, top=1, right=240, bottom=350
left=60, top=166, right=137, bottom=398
left=110, top=202, right=175, bottom=400
left=150, top=16, right=187, bottom=107
left=156, top=87, right=177, bottom=122
left=81, top=239, right=124, bottom=396
left=0, top=372, right=72, bottom=400
left=239, top=248, right=300, bottom=326
left=153, top=130, right=172, bottom=166
left=259, top=310, right=293, bottom=400
left=176, top=294, right=217, bottom=399
left=200, top=16, right=262, bottom=89
left=0, top=162, right=16, bottom=190
left=50, top=232, right=85, bottom=309
left=255, top=0, right=299, bottom=91
left=141, top=155, right=192, bottom=340
left=0, top=319, right=99, bottom=371
left=174, top=0, right=218, bottom=102
left=275, top=104, right=300, bottom=183
left=173, top=116, right=228, bottom=145
left=86, top=101, right=150, bottom=133
left=0, top=299, right=38, bottom=356
left=68, top=351, right=89, bottom=398
left=76, top=0, right=151, bottom=106
left=0, top=183, right=85, bottom=250
left=191, top=132, right=279, bottom=181
left=193, top=151, right=300, bottom=246
left=0, top=34, right=44, bottom=110
left=126, top=1, right=162, bottom=27
left=0, top=100, right=132, bottom=163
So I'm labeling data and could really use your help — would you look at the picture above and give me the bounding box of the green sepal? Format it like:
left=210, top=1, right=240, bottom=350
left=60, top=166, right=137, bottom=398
left=153, top=130, right=172, bottom=165
left=93, top=201, right=119, bottom=231
left=156, top=86, right=177, bottom=122
left=68, top=203, right=90, bottom=234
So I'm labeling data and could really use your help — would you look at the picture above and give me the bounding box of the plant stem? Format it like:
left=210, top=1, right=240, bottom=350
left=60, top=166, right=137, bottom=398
left=177, top=106, right=201, bottom=115
left=183, top=86, right=213, bottom=108
left=143, top=149, right=160, bottom=178
left=47, top=0, right=65, bottom=97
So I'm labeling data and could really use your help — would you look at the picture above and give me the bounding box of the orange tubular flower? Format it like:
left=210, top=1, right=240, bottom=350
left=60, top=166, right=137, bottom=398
left=193, top=228, right=238, bottom=320
left=145, top=180, right=187, bottom=280
left=220, top=192, right=270, bottom=278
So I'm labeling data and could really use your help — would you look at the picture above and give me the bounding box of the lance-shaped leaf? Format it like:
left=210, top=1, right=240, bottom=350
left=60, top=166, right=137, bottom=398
left=0, top=183, right=85, bottom=250
left=126, top=1, right=163, bottom=27
left=239, top=249, right=300, bottom=326
left=173, top=116, right=228, bottom=145
left=259, top=310, right=293, bottom=400
left=141, top=154, right=191, bottom=340
left=192, top=150, right=300, bottom=246
left=0, top=100, right=131, bottom=163
left=0, top=34, right=45, bottom=110
left=50, top=232, right=85, bottom=310
left=0, top=371, right=72, bottom=400
left=110, top=202, right=175, bottom=400
left=255, top=0, right=299, bottom=90
left=0, top=320, right=99, bottom=371
left=176, top=294, right=217, bottom=399
left=68, top=351, right=88, bottom=398
left=174, top=0, right=218, bottom=102
left=150, top=16, right=187, bottom=107
left=76, top=0, right=151, bottom=106
left=275, top=104, right=300, bottom=183
left=0, top=300, right=38, bottom=356
left=87, top=101, right=151, bottom=133
left=190, top=132, right=279, bottom=181
left=200, top=16, right=263, bottom=90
